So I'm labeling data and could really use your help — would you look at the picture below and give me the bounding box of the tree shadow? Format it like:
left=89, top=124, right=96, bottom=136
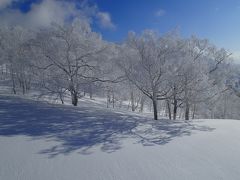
left=0, top=95, right=215, bottom=158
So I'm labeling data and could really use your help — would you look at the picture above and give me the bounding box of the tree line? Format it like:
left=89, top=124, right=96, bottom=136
left=1, top=18, right=240, bottom=120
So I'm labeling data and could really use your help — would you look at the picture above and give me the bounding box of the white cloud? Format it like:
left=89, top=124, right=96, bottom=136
left=0, top=0, right=115, bottom=30
left=0, top=0, right=85, bottom=28
left=155, top=9, right=166, bottom=17
left=97, top=12, right=116, bottom=29
left=28, top=0, right=81, bottom=27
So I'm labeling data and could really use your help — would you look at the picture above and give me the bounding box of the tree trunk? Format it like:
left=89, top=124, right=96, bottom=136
left=89, top=83, right=93, bottom=99
left=106, top=89, right=110, bottom=108
left=192, top=103, right=196, bottom=119
left=173, top=97, right=177, bottom=120
left=152, top=95, right=158, bottom=120
left=112, top=91, right=115, bottom=108
left=166, top=100, right=172, bottom=120
left=71, top=91, right=78, bottom=106
left=184, top=80, right=189, bottom=120
left=12, top=82, right=16, bottom=94
left=11, top=75, right=16, bottom=94
left=10, top=66, right=16, bottom=94
left=26, top=78, right=31, bottom=91
left=130, top=91, right=135, bottom=111
left=22, top=81, right=25, bottom=95
left=59, top=93, right=64, bottom=104
left=223, top=95, right=227, bottom=119
left=140, top=96, right=145, bottom=112
left=185, top=100, right=190, bottom=120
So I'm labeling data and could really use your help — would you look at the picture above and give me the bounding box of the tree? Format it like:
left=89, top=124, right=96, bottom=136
left=0, top=26, right=34, bottom=94
left=178, top=37, right=230, bottom=120
left=118, top=31, right=180, bottom=120
left=30, top=19, right=110, bottom=106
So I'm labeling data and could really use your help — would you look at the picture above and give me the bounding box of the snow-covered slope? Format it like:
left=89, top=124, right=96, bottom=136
left=0, top=95, right=240, bottom=180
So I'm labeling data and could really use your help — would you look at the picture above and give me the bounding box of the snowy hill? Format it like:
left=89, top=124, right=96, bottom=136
left=0, top=95, right=240, bottom=180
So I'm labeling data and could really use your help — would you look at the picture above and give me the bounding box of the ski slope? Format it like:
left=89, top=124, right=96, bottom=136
left=0, top=95, right=240, bottom=180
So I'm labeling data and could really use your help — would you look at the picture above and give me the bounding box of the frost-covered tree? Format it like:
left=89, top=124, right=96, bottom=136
left=0, top=26, right=34, bottom=94
left=118, top=31, right=181, bottom=120
left=30, top=19, right=112, bottom=106
left=177, top=37, right=231, bottom=120
left=0, top=19, right=237, bottom=120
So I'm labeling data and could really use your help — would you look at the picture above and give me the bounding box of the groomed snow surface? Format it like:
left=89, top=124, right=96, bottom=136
left=0, top=95, right=240, bottom=180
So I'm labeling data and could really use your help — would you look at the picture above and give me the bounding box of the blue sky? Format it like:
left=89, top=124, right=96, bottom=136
left=93, top=0, right=240, bottom=52
left=1, top=0, right=240, bottom=54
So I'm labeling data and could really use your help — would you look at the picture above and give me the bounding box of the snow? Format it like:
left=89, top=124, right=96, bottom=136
left=1, top=95, right=240, bottom=180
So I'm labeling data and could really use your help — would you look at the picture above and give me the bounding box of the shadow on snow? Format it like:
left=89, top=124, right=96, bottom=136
left=0, top=95, right=215, bottom=157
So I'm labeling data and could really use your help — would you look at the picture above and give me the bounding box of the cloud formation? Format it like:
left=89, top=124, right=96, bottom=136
left=97, top=12, right=115, bottom=29
left=0, top=0, right=115, bottom=30
left=155, top=9, right=166, bottom=17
